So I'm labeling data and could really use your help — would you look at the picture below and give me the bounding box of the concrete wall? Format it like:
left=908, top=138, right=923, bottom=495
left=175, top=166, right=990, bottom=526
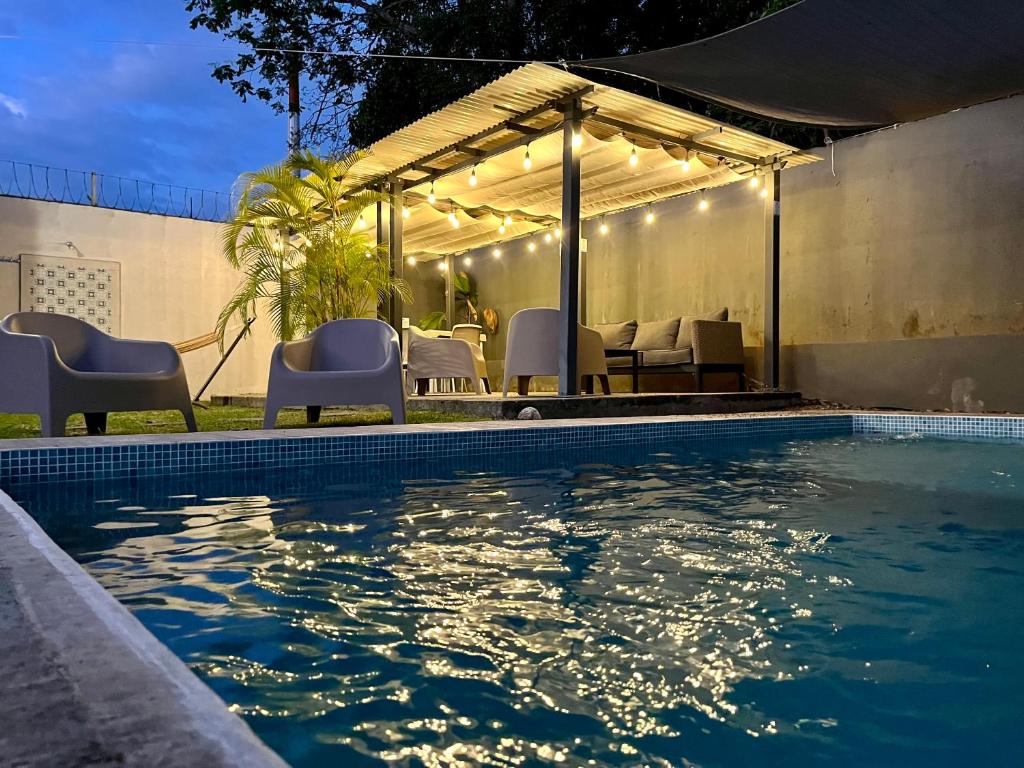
left=0, top=198, right=277, bottom=397
left=429, top=94, right=1024, bottom=410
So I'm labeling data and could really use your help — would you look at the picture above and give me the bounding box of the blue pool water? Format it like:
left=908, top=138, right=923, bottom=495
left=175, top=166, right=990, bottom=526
left=15, top=434, right=1024, bottom=767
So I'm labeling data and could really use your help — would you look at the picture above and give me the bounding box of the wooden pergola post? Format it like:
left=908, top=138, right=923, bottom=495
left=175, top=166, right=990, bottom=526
left=763, top=167, right=781, bottom=388
left=557, top=98, right=583, bottom=396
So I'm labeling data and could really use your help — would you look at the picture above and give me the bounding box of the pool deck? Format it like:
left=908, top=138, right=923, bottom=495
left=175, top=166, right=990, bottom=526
left=2, top=408, right=1023, bottom=766
left=0, top=487, right=287, bottom=768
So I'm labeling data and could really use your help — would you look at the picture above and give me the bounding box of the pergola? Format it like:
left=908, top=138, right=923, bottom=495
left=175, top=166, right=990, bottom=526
left=346, top=63, right=815, bottom=395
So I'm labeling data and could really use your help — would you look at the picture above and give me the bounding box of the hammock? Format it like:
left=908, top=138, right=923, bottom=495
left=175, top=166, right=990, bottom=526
left=171, top=317, right=256, bottom=404
left=173, top=330, right=221, bottom=355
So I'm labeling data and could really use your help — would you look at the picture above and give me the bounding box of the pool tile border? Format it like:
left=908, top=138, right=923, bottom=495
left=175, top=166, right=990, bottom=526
left=1, top=411, right=1022, bottom=486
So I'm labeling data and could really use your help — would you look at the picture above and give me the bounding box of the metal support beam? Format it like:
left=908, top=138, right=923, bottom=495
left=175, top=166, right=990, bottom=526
left=558, top=98, right=583, bottom=397
left=444, top=253, right=456, bottom=327
left=388, top=179, right=404, bottom=332
left=586, top=114, right=766, bottom=166
left=375, top=191, right=388, bottom=322
left=763, top=169, right=781, bottom=389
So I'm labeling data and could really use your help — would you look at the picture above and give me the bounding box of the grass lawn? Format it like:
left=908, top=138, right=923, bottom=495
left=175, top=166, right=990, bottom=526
left=0, top=405, right=485, bottom=440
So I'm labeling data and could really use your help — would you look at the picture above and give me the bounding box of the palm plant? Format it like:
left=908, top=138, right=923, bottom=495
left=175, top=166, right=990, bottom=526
left=217, top=150, right=411, bottom=345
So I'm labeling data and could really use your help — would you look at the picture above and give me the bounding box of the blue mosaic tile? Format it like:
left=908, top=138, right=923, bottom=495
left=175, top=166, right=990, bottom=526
left=852, top=413, right=1024, bottom=442
left=0, top=415, right=852, bottom=486
left=2, top=413, right=1021, bottom=488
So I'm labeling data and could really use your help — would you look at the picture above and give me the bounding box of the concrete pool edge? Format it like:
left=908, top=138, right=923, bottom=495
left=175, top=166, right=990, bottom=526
left=0, top=487, right=288, bottom=767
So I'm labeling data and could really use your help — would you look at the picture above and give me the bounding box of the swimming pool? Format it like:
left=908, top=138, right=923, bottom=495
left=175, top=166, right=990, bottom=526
left=14, top=429, right=1024, bottom=767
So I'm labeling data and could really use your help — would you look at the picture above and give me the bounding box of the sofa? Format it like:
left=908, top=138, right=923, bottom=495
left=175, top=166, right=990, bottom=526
left=593, top=308, right=746, bottom=393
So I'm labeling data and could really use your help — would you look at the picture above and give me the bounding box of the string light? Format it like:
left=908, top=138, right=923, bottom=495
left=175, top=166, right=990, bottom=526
left=543, top=232, right=553, bottom=243
left=554, top=226, right=562, bottom=239
left=504, top=214, right=512, bottom=227
left=681, top=151, right=691, bottom=172
left=760, top=185, right=769, bottom=199
left=402, top=206, right=411, bottom=219
left=406, top=256, right=416, bottom=266
left=469, top=165, right=478, bottom=187
left=492, top=247, right=502, bottom=258
left=498, top=224, right=506, bottom=235
left=645, top=206, right=655, bottom=224
left=698, top=190, right=709, bottom=212
left=599, top=218, right=609, bottom=235
left=629, top=143, right=639, bottom=167
left=447, top=211, right=460, bottom=228
left=571, top=131, right=583, bottom=149
left=527, top=241, right=536, bottom=252
left=428, top=181, right=436, bottom=204
left=523, top=145, right=532, bottom=170
left=463, top=256, right=473, bottom=267
left=749, top=173, right=760, bottom=189
left=438, top=260, right=448, bottom=272
left=356, top=213, right=367, bottom=230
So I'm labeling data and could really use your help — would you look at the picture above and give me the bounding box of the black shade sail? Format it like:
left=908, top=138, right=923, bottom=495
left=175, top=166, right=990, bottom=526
left=581, top=0, right=1024, bottom=128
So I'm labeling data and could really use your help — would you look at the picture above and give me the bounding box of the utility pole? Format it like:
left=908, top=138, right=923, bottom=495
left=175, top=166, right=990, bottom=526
left=287, top=55, right=301, bottom=157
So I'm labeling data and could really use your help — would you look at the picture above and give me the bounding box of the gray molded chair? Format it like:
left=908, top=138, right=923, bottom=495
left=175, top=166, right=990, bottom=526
left=502, top=308, right=610, bottom=396
left=0, top=312, right=196, bottom=437
left=263, top=318, right=406, bottom=428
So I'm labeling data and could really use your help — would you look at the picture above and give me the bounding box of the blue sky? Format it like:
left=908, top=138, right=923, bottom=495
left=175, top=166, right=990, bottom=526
left=0, top=1, right=285, bottom=192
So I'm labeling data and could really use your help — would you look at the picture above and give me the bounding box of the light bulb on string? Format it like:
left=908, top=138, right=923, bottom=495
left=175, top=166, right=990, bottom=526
left=523, top=145, right=532, bottom=170
left=356, top=213, right=366, bottom=230
left=402, top=206, right=411, bottom=219
left=492, top=247, right=502, bottom=259
left=504, top=215, right=512, bottom=227
left=599, top=218, right=609, bottom=235
left=498, top=224, right=506, bottom=235
left=698, top=191, right=709, bottom=212
left=448, top=211, right=460, bottom=228
left=406, top=256, right=416, bottom=266
left=681, top=151, right=691, bottom=172
left=760, top=186, right=769, bottom=199
left=438, top=260, right=448, bottom=272
left=428, top=182, right=436, bottom=204
left=527, top=241, right=536, bottom=253
left=645, top=206, right=655, bottom=224
left=544, top=232, right=553, bottom=244
left=749, top=173, right=760, bottom=189
left=554, top=226, right=562, bottom=239
left=469, top=165, right=479, bottom=187
left=571, top=131, right=583, bottom=149
left=629, top=143, right=639, bottom=168
left=463, top=256, right=473, bottom=267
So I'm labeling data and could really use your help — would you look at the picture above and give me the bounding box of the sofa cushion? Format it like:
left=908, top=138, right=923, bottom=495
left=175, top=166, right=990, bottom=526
left=594, top=320, right=637, bottom=350
left=676, top=307, right=729, bottom=349
left=631, top=318, right=680, bottom=351
left=641, top=348, right=693, bottom=366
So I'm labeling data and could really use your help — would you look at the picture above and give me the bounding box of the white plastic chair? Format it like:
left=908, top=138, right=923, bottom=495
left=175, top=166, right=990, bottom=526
left=501, top=308, right=609, bottom=396
left=407, top=325, right=490, bottom=395
left=263, top=319, right=406, bottom=428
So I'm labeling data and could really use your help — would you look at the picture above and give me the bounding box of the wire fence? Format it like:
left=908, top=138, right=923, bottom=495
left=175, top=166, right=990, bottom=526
left=0, top=160, right=232, bottom=222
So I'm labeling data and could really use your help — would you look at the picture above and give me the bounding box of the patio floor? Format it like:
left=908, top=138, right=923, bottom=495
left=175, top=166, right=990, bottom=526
left=404, top=390, right=803, bottom=419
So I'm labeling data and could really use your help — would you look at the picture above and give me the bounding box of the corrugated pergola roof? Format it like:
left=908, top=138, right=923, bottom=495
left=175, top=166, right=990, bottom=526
left=351, top=63, right=814, bottom=257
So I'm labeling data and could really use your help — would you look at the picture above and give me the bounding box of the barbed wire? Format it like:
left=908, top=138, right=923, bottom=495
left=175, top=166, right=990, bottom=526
left=0, top=160, right=231, bottom=222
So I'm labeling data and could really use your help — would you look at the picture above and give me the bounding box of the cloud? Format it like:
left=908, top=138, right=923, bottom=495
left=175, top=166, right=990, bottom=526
left=0, top=92, right=26, bottom=118
left=0, top=2, right=283, bottom=191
